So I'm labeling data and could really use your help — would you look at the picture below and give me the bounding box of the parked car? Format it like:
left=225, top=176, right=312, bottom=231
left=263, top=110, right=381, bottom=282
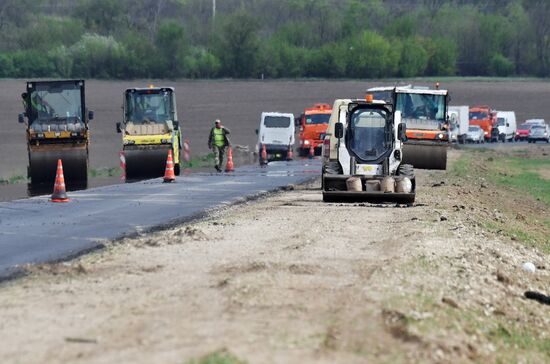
left=466, top=125, right=485, bottom=143
left=528, top=124, right=550, bottom=143
left=515, top=123, right=532, bottom=141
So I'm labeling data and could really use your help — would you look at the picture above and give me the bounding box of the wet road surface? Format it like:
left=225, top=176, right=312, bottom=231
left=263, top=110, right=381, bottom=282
left=0, top=159, right=320, bottom=278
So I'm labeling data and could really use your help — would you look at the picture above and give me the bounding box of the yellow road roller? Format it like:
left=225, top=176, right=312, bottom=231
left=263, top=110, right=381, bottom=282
left=18, top=80, right=93, bottom=185
left=117, top=86, right=182, bottom=179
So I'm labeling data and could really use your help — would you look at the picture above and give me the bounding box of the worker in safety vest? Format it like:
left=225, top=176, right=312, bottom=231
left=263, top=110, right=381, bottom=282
left=208, top=119, right=231, bottom=172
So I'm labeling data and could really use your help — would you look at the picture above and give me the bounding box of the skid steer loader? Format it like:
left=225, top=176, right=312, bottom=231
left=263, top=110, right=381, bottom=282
left=322, top=96, right=415, bottom=204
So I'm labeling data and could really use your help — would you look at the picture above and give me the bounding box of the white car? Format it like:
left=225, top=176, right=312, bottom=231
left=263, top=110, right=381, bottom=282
left=528, top=124, right=550, bottom=143
left=466, top=125, right=485, bottom=143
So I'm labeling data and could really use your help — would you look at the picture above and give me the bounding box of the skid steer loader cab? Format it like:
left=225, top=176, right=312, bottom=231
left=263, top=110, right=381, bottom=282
left=322, top=98, right=415, bottom=204
left=118, top=87, right=182, bottom=179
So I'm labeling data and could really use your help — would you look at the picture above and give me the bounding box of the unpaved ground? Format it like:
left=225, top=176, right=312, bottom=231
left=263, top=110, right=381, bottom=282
left=0, top=148, right=549, bottom=363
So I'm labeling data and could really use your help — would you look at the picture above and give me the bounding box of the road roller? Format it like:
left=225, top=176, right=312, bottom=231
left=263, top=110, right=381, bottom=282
left=367, top=85, right=449, bottom=170
left=18, top=80, right=93, bottom=185
left=116, top=86, right=182, bottom=179
left=322, top=96, right=415, bottom=204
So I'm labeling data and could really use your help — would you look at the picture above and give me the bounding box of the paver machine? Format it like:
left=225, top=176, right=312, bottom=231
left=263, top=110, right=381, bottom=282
left=367, top=85, right=449, bottom=170
left=18, top=80, right=93, bottom=185
left=321, top=96, right=415, bottom=203
left=117, top=86, right=182, bottom=179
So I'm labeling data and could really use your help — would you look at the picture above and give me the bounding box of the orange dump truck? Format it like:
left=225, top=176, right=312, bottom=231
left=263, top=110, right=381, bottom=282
left=469, top=105, right=496, bottom=141
left=297, top=103, right=332, bottom=156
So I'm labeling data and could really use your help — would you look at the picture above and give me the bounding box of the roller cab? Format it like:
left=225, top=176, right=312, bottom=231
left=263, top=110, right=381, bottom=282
left=367, top=85, right=450, bottom=170
left=322, top=97, right=415, bottom=204
left=19, top=80, right=92, bottom=185
left=118, top=86, right=182, bottom=179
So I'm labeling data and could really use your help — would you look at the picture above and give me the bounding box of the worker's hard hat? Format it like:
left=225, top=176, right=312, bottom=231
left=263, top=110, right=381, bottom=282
left=214, top=119, right=221, bottom=124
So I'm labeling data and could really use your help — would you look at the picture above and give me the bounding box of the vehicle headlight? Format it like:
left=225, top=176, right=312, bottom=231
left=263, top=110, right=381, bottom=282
left=304, top=140, right=310, bottom=145
left=37, top=133, right=44, bottom=138
left=484, top=131, right=489, bottom=135
left=161, top=139, right=170, bottom=144
left=437, top=133, right=444, bottom=139
left=123, top=139, right=135, bottom=145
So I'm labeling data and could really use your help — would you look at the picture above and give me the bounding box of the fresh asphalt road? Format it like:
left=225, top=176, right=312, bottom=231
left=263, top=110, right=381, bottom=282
left=0, top=160, right=321, bottom=278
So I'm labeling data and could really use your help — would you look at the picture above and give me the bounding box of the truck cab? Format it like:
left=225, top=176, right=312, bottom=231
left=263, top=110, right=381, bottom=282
left=297, top=103, right=332, bottom=156
left=469, top=105, right=496, bottom=141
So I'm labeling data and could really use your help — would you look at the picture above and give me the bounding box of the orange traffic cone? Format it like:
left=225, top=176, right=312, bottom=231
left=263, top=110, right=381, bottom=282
left=287, top=144, right=294, bottom=160
left=163, top=149, right=176, bottom=183
left=51, top=159, right=70, bottom=202
left=260, top=144, right=267, bottom=164
left=225, top=147, right=235, bottom=172
left=308, top=145, right=315, bottom=159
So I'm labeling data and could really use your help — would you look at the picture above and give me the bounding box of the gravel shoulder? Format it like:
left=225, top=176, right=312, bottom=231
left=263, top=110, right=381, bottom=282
left=1, top=148, right=549, bottom=364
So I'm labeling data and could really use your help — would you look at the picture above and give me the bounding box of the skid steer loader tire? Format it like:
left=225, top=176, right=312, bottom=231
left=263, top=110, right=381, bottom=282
left=322, top=161, right=343, bottom=191
left=323, top=161, right=343, bottom=175
left=397, top=163, right=416, bottom=192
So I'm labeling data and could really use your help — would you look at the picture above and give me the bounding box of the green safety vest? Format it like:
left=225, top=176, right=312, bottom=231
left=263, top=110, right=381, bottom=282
left=213, top=128, right=225, bottom=147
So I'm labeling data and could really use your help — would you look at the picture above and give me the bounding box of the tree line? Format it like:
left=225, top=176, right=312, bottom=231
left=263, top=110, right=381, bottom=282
left=0, top=0, right=549, bottom=79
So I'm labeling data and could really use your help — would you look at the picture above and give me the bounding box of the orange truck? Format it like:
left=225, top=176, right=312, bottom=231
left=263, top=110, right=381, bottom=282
left=297, top=103, right=332, bottom=156
left=469, top=105, right=496, bottom=141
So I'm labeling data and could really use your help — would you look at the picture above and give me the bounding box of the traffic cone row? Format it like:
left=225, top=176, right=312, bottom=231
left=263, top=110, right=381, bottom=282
left=163, top=149, right=176, bottom=183
left=51, top=159, right=70, bottom=203
left=225, top=147, right=234, bottom=172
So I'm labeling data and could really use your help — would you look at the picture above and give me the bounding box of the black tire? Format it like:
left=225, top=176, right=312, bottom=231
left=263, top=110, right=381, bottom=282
left=323, top=160, right=343, bottom=175
left=397, top=163, right=416, bottom=192
left=174, top=163, right=180, bottom=176
left=322, top=161, right=342, bottom=191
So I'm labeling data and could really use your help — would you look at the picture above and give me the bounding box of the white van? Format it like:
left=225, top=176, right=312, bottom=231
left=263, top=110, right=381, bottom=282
left=448, top=106, right=469, bottom=143
left=495, top=111, right=516, bottom=142
left=257, top=112, right=295, bottom=162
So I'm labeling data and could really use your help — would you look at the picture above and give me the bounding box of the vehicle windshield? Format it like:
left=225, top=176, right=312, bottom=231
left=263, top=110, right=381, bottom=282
left=369, top=90, right=393, bottom=103
left=396, top=93, right=445, bottom=121
left=264, top=116, right=291, bottom=128
left=348, top=107, right=391, bottom=162
left=468, top=126, right=480, bottom=132
left=28, top=83, right=83, bottom=124
left=469, top=111, right=488, bottom=120
left=518, top=125, right=531, bottom=130
left=305, top=114, right=330, bottom=125
left=126, top=89, right=174, bottom=124
left=496, top=117, right=505, bottom=126
left=531, top=126, right=544, bottom=130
